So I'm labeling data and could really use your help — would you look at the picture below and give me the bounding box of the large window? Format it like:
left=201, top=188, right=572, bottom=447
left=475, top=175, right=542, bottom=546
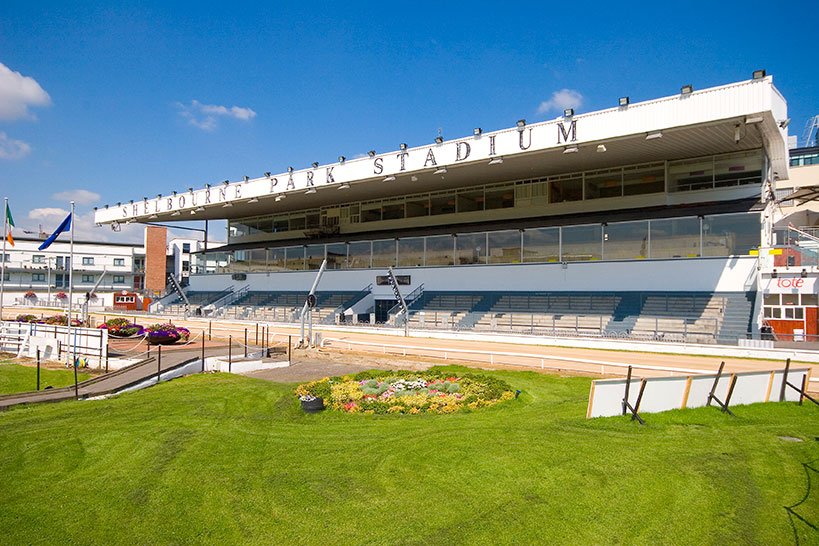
left=523, top=227, right=560, bottom=263
left=425, top=235, right=454, bottom=266
left=650, top=217, right=701, bottom=258
left=32, top=255, right=45, bottom=264
left=562, top=224, right=602, bottom=261
left=113, top=275, right=125, bottom=284
left=325, top=243, right=347, bottom=270
left=398, top=238, right=425, bottom=267
left=82, top=257, right=94, bottom=266
left=455, top=233, right=486, bottom=265
left=604, top=221, right=649, bottom=260
left=702, top=212, right=759, bottom=256
left=348, top=241, right=371, bottom=269
left=488, top=230, right=521, bottom=264
left=32, top=273, right=45, bottom=283
left=372, top=239, right=396, bottom=268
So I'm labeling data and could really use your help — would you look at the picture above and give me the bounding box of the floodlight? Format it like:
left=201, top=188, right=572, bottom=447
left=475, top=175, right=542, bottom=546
left=681, top=84, right=693, bottom=95
left=753, top=69, right=766, bottom=80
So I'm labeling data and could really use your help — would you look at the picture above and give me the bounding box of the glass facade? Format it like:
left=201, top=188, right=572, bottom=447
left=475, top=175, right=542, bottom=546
left=229, top=150, right=763, bottom=241
left=194, top=211, right=760, bottom=274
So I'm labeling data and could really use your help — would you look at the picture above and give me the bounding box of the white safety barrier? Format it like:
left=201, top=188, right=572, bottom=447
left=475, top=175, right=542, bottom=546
left=587, top=367, right=812, bottom=418
left=0, top=320, right=108, bottom=366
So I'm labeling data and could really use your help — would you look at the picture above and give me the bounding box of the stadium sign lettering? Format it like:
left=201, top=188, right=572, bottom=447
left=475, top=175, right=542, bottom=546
left=776, top=278, right=804, bottom=289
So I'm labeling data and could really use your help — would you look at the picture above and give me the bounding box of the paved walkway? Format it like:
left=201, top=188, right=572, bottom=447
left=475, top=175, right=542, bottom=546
left=0, top=345, right=228, bottom=410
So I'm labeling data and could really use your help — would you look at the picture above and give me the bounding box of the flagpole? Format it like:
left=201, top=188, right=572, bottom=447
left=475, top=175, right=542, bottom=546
left=0, top=197, right=8, bottom=323
left=66, top=201, right=75, bottom=367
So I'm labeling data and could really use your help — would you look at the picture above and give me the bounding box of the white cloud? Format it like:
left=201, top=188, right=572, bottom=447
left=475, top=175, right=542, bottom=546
left=537, top=88, right=583, bottom=115
left=0, top=62, right=51, bottom=121
left=176, top=99, right=257, bottom=131
left=28, top=207, right=69, bottom=220
left=51, top=189, right=102, bottom=205
left=0, top=131, right=31, bottom=160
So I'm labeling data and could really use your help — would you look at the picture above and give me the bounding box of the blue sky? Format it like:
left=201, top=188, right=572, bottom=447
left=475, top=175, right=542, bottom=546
left=0, top=1, right=817, bottom=243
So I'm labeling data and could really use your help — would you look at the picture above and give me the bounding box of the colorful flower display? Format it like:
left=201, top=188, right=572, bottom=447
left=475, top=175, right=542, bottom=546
left=143, top=323, right=190, bottom=345
left=16, top=314, right=81, bottom=326
left=295, top=370, right=515, bottom=414
left=98, top=317, right=144, bottom=337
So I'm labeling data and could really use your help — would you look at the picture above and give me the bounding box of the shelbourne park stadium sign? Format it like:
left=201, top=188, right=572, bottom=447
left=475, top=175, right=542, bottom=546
left=98, top=118, right=578, bottom=223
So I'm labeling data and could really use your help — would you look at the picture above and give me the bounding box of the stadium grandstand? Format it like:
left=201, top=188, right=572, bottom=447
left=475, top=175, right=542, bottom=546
left=95, top=72, right=815, bottom=345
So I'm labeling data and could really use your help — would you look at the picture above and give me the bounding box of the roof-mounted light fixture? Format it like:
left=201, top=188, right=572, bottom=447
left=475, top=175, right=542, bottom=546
left=779, top=118, right=791, bottom=129
left=619, top=96, right=630, bottom=107
left=275, top=194, right=286, bottom=201
left=399, top=143, right=408, bottom=150
left=597, top=144, right=607, bottom=153
left=681, top=84, right=693, bottom=95
left=305, top=187, right=316, bottom=194
left=410, top=175, right=418, bottom=182
left=223, top=180, right=229, bottom=185
left=516, top=119, right=526, bottom=131
left=645, top=131, right=663, bottom=140
left=264, top=172, right=271, bottom=178
left=563, top=145, right=579, bottom=154
left=745, top=115, right=764, bottom=124
left=753, top=69, right=766, bottom=80
left=149, top=214, right=158, bottom=219
left=488, top=157, right=504, bottom=165
left=367, top=150, right=376, bottom=157
left=171, top=211, right=181, bottom=216
left=383, top=175, right=396, bottom=182
left=311, top=162, right=319, bottom=168
left=473, top=127, right=482, bottom=136
left=247, top=197, right=259, bottom=203
left=435, top=136, right=443, bottom=144
left=222, top=202, right=233, bottom=207
left=338, top=181, right=350, bottom=190
left=338, top=155, right=346, bottom=163
left=187, top=187, right=193, bottom=192
left=195, top=207, right=205, bottom=212
left=563, top=108, right=574, bottom=117
left=287, top=166, right=294, bottom=173
left=433, top=166, right=448, bottom=175
left=172, top=191, right=177, bottom=196
left=243, top=175, right=249, bottom=182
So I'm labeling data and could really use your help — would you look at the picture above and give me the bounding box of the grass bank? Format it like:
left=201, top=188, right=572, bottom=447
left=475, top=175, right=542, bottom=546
left=0, top=366, right=816, bottom=544
left=0, top=360, right=93, bottom=395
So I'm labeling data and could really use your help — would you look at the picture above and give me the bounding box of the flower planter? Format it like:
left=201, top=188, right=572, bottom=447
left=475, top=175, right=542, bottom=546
left=147, top=334, right=180, bottom=345
left=300, top=397, right=325, bottom=413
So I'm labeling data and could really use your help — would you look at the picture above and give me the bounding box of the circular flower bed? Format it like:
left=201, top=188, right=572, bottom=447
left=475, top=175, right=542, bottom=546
left=144, top=323, right=190, bottom=345
left=98, top=317, right=144, bottom=337
left=295, top=370, right=515, bottom=415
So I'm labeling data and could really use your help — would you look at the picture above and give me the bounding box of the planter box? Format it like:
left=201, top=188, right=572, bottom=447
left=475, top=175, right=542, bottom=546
left=146, top=335, right=180, bottom=345
left=300, top=397, right=325, bottom=413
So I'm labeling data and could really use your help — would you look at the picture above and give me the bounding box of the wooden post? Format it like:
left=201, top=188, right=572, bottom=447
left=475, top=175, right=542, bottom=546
left=287, top=335, right=292, bottom=362
left=73, top=357, right=79, bottom=400
left=799, top=374, right=807, bottom=406
left=779, top=358, right=790, bottom=402
left=228, top=335, right=232, bottom=373
left=208, top=320, right=212, bottom=341
left=157, top=345, right=162, bottom=383
left=36, top=348, right=41, bottom=391
left=244, top=328, right=248, bottom=357
left=201, top=331, right=205, bottom=372
left=255, top=322, right=259, bottom=345
left=622, top=366, right=632, bottom=415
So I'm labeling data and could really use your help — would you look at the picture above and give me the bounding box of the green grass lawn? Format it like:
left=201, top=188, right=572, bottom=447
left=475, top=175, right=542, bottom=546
left=0, top=361, right=93, bottom=395
left=0, top=366, right=817, bottom=545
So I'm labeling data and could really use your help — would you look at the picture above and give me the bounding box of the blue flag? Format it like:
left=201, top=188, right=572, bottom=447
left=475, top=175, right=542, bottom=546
left=38, top=213, right=72, bottom=250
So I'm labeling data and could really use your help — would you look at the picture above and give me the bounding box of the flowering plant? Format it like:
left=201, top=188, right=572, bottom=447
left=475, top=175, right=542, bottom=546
left=24, top=291, right=36, bottom=299
left=43, top=315, right=82, bottom=327
left=296, top=370, right=515, bottom=415
left=98, top=317, right=144, bottom=337
left=16, top=314, right=39, bottom=323
left=144, top=323, right=190, bottom=344
left=55, top=292, right=67, bottom=300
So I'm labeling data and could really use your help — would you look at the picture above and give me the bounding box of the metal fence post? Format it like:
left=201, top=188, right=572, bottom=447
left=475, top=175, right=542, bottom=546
left=36, top=348, right=41, bottom=391
left=228, top=335, right=232, bottom=373
left=157, top=345, right=162, bottom=383
left=244, top=328, right=248, bottom=357
left=201, top=331, right=205, bottom=372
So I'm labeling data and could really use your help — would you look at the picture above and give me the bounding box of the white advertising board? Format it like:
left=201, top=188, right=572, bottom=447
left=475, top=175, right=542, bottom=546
left=588, top=368, right=811, bottom=418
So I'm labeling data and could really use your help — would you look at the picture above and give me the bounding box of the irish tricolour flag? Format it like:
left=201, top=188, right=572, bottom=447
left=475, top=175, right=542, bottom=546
left=4, top=202, right=13, bottom=247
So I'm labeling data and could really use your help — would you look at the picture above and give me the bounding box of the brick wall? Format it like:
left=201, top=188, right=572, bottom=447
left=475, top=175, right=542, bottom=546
left=145, top=226, right=167, bottom=293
